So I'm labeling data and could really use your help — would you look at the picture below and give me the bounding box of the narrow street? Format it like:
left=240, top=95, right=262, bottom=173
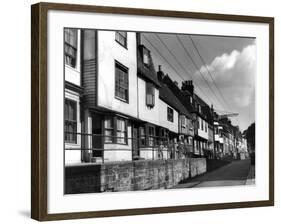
left=174, top=159, right=254, bottom=188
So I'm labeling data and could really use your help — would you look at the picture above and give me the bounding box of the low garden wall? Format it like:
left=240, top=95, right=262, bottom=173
left=65, top=158, right=206, bottom=194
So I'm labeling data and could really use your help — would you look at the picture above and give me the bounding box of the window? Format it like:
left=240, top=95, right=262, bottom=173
left=139, top=126, right=146, bottom=147
left=146, top=82, right=155, bottom=107
left=188, top=136, right=193, bottom=145
left=201, top=119, right=204, bottom=130
left=64, top=99, right=77, bottom=143
left=104, top=117, right=114, bottom=143
left=198, top=104, right=201, bottom=113
left=148, top=126, right=155, bottom=147
left=116, top=118, right=127, bottom=144
left=215, top=127, right=218, bottom=135
left=181, top=116, right=186, bottom=128
left=190, top=96, right=193, bottom=104
left=115, top=62, right=129, bottom=102
left=104, top=116, right=128, bottom=144
left=205, top=122, right=208, bottom=132
left=167, top=107, right=174, bottom=122
left=64, top=28, right=77, bottom=68
left=142, top=47, right=150, bottom=66
left=160, top=128, right=169, bottom=146
left=115, top=31, right=127, bottom=48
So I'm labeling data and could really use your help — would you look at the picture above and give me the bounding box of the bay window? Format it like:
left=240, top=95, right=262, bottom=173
left=64, top=99, right=77, bottom=144
left=104, top=116, right=128, bottom=144
left=64, top=28, right=77, bottom=68
left=104, top=117, right=114, bottom=143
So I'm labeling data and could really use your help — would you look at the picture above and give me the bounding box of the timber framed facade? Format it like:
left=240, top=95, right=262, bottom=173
left=64, top=29, right=249, bottom=165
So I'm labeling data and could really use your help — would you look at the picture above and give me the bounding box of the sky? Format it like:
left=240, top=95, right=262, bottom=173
left=140, top=32, right=256, bottom=132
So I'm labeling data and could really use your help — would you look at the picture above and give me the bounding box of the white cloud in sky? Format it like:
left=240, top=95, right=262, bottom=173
left=194, top=44, right=256, bottom=130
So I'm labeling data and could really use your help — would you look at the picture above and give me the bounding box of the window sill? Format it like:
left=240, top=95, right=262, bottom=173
left=104, top=142, right=128, bottom=146
left=115, top=40, right=128, bottom=49
left=65, top=64, right=79, bottom=72
left=115, top=96, right=129, bottom=104
left=65, top=142, right=79, bottom=147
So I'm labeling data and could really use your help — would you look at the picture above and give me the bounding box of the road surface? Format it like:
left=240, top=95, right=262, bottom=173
left=174, top=159, right=254, bottom=188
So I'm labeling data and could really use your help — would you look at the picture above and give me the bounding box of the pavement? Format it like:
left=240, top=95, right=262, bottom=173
left=173, top=159, right=255, bottom=189
left=245, top=164, right=255, bottom=185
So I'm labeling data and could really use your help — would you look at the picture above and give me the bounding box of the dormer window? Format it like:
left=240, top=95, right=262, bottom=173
left=146, top=81, right=155, bottom=107
left=142, top=46, right=150, bottom=66
left=167, top=107, right=174, bottom=122
left=115, top=31, right=127, bottom=48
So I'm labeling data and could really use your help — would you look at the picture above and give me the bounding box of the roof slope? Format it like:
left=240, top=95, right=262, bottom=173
left=162, top=75, right=195, bottom=113
left=159, top=82, right=192, bottom=118
left=137, top=45, right=160, bottom=87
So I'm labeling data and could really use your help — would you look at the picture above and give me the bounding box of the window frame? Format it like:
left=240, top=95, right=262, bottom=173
left=104, top=117, right=114, bottom=143
left=64, top=98, right=78, bottom=144
left=142, top=46, right=150, bottom=66
left=139, top=124, right=156, bottom=147
left=147, top=125, right=155, bottom=147
left=116, top=117, right=128, bottom=145
left=115, top=31, right=127, bottom=48
left=167, top=107, right=174, bottom=122
left=64, top=28, right=78, bottom=68
left=104, top=116, right=128, bottom=145
left=145, top=81, right=155, bottom=107
left=114, top=61, right=129, bottom=103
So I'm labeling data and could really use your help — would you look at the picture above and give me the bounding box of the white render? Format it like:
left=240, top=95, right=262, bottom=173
left=197, top=117, right=208, bottom=140
left=97, top=31, right=138, bottom=118
left=158, top=99, right=179, bottom=133
left=137, top=77, right=160, bottom=125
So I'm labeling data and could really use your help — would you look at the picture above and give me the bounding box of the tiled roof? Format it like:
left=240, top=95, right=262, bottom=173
left=137, top=45, right=160, bottom=87
left=162, top=75, right=195, bottom=113
left=159, top=82, right=192, bottom=119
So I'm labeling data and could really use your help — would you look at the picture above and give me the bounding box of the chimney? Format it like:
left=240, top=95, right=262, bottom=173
left=136, top=32, right=141, bottom=46
left=157, top=65, right=164, bottom=82
left=181, top=80, right=194, bottom=95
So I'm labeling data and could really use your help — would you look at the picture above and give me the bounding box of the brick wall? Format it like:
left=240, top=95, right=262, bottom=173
left=65, top=158, right=206, bottom=194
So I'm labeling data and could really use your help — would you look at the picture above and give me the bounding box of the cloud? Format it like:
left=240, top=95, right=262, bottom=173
left=194, top=44, right=256, bottom=130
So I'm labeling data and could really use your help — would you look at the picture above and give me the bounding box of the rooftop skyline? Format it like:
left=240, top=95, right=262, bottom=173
left=141, top=32, right=256, bottom=132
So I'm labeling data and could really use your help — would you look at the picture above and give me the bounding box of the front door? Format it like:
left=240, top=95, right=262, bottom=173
left=132, top=125, right=140, bottom=160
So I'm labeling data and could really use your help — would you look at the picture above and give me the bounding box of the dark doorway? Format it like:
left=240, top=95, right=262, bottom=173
left=132, top=124, right=140, bottom=160
left=92, top=113, right=103, bottom=157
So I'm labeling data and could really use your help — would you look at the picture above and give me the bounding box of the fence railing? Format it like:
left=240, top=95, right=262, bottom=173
left=64, top=132, right=195, bottom=163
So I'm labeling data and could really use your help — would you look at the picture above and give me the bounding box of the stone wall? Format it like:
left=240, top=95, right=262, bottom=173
left=65, top=158, right=206, bottom=194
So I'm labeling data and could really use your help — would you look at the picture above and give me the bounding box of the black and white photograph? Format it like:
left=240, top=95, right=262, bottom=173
left=64, top=29, right=256, bottom=194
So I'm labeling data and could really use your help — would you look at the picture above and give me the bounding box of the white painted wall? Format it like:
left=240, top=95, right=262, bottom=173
left=65, top=30, right=81, bottom=86
left=137, top=77, right=160, bottom=125
left=197, top=117, right=208, bottom=140
left=64, top=89, right=82, bottom=164
left=97, top=31, right=138, bottom=118
left=159, top=99, right=179, bottom=133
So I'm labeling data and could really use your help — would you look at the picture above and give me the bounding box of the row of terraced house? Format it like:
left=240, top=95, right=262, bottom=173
left=64, top=29, right=248, bottom=165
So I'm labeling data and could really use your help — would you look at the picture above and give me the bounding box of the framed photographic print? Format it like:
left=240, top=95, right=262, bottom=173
left=31, top=2, right=274, bottom=221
